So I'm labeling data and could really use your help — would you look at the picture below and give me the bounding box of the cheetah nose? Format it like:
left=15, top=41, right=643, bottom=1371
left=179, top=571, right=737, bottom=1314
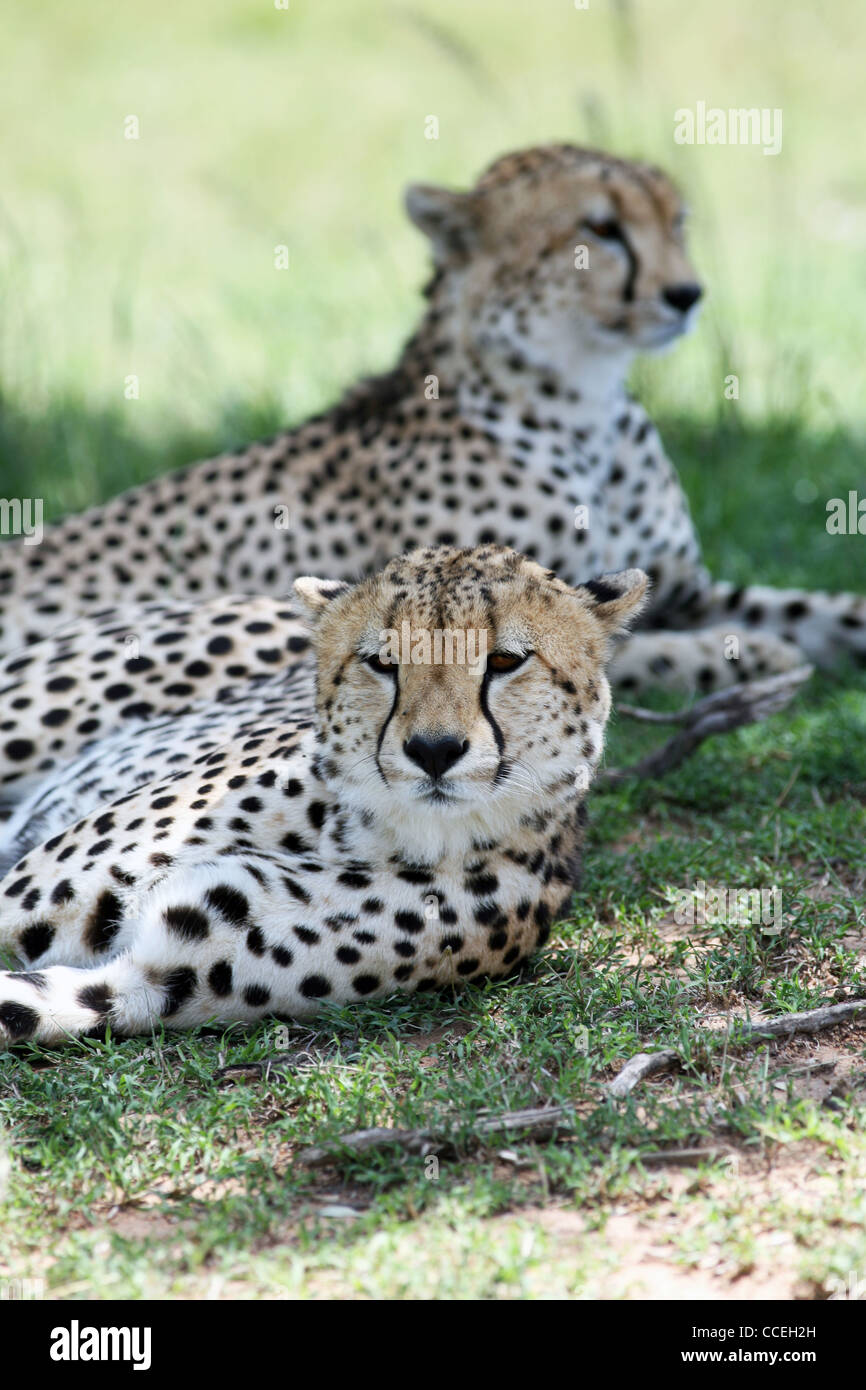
left=403, top=734, right=468, bottom=780
left=661, top=282, right=703, bottom=313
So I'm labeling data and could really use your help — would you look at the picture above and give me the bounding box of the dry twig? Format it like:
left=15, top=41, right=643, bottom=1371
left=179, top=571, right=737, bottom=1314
left=601, top=664, right=813, bottom=783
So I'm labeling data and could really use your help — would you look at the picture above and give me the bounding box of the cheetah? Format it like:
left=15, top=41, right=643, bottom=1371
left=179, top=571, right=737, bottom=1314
left=0, top=546, right=647, bottom=1046
left=0, top=143, right=862, bottom=701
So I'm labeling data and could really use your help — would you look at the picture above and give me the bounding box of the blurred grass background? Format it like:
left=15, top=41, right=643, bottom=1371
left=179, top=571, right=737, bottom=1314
left=0, top=0, right=863, bottom=571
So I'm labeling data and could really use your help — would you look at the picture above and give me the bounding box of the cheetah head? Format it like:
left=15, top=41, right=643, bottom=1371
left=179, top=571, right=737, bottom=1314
left=294, top=546, right=647, bottom=858
left=406, top=143, right=702, bottom=375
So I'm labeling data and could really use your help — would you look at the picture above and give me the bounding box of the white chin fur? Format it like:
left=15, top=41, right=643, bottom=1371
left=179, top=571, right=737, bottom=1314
left=339, top=766, right=584, bottom=862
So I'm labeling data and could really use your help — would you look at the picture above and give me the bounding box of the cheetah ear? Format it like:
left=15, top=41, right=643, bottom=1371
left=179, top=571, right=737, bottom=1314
left=292, top=576, right=352, bottom=624
left=404, top=184, right=481, bottom=261
left=572, top=568, right=649, bottom=635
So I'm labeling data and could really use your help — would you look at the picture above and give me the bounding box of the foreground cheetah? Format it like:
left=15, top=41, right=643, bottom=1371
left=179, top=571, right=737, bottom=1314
left=1, top=143, right=862, bottom=708
left=0, top=547, right=647, bottom=1046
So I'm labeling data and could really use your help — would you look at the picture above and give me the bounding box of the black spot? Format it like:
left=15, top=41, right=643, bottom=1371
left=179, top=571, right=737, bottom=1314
left=336, top=946, right=360, bottom=964
left=84, top=892, right=124, bottom=953
left=243, top=984, right=271, bottom=1008
left=300, top=974, right=331, bottom=999
left=19, top=921, right=55, bottom=960
left=282, top=877, right=311, bottom=904
left=4, top=739, right=35, bottom=762
left=352, top=974, right=380, bottom=995
left=396, top=866, right=435, bottom=885
left=208, top=960, right=233, bottom=996
left=242, top=928, right=265, bottom=957
left=160, top=967, right=197, bottom=1016
left=338, top=870, right=372, bottom=889
left=271, top=945, right=293, bottom=967
left=280, top=832, right=310, bottom=854
left=465, top=872, right=499, bottom=896
left=205, top=884, right=250, bottom=924
left=0, top=1000, right=39, bottom=1040
left=164, top=904, right=210, bottom=941
left=77, top=983, right=114, bottom=1018
left=394, top=910, right=425, bottom=934
left=41, top=707, right=71, bottom=727
left=109, top=866, right=136, bottom=888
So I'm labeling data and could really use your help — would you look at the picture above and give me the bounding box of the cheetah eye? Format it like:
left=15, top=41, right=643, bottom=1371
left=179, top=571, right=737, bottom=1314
left=487, top=651, right=530, bottom=675
left=363, top=652, right=396, bottom=676
left=584, top=217, right=622, bottom=242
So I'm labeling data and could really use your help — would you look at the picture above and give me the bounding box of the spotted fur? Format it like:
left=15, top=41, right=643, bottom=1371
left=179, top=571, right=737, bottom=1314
left=0, top=546, right=647, bottom=1045
left=0, top=144, right=861, bottom=697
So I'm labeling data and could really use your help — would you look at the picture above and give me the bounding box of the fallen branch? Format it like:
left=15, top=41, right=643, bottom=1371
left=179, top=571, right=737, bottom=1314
left=724, top=999, right=866, bottom=1044
left=606, top=998, right=866, bottom=1099
left=297, top=1126, right=439, bottom=1166
left=293, top=999, right=866, bottom=1167
left=601, top=664, right=813, bottom=784
left=296, top=1104, right=575, bottom=1168
left=607, top=1049, right=680, bottom=1098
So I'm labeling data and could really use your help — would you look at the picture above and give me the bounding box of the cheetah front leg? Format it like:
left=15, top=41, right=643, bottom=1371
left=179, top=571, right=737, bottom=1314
left=608, top=625, right=807, bottom=696
left=671, top=582, right=866, bottom=673
left=0, top=860, right=276, bottom=1047
left=0, top=853, right=334, bottom=1048
left=0, top=956, right=161, bottom=1046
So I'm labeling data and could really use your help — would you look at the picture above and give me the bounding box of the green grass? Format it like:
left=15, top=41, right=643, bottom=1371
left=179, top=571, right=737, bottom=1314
left=1, top=0, right=866, bottom=1300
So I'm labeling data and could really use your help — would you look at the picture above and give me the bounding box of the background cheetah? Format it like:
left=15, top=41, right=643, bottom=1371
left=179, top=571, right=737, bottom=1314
left=1, top=144, right=862, bottom=705
left=0, top=546, right=647, bottom=1046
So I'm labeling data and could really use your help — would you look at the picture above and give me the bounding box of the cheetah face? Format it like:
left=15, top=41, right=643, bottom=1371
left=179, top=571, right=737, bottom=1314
left=406, top=143, right=702, bottom=373
left=295, top=547, right=647, bottom=856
